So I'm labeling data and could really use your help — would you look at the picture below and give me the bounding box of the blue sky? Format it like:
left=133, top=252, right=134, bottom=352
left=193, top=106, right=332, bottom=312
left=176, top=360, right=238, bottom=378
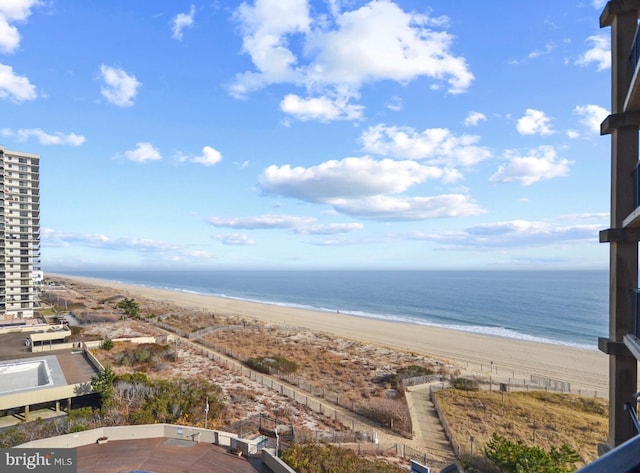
left=0, top=0, right=615, bottom=270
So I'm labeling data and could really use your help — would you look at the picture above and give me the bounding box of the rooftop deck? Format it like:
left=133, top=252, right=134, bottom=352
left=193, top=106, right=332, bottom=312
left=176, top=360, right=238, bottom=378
left=77, top=437, right=273, bottom=473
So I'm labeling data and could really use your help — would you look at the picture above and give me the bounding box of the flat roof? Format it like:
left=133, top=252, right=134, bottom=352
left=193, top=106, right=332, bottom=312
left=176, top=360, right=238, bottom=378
left=0, top=355, right=67, bottom=395
left=77, top=437, right=273, bottom=473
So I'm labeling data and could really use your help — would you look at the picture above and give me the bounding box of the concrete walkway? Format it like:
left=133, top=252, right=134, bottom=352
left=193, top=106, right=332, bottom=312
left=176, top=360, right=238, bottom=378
left=405, top=383, right=458, bottom=469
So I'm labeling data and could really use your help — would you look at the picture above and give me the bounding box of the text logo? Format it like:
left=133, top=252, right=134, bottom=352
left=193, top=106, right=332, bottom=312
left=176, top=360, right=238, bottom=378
left=0, top=449, right=76, bottom=473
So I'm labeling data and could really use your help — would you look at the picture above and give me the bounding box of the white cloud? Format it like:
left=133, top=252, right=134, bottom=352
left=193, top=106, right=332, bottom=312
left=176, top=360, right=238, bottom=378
left=490, top=146, right=572, bottom=186
left=259, top=155, right=480, bottom=220
left=208, top=215, right=364, bottom=236
left=123, top=142, right=161, bottom=163
left=555, top=212, right=608, bottom=221
left=280, top=93, right=364, bottom=121
left=294, top=222, right=363, bottom=234
left=99, top=65, right=141, bottom=107
left=259, top=156, right=450, bottom=203
left=404, top=220, right=600, bottom=249
left=208, top=214, right=315, bottom=229
left=332, top=194, right=485, bottom=221
left=516, top=109, right=553, bottom=136
left=212, top=233, right=255, bottom=245
left=591, top=0, right=607, bottom=10
left=575, top=34, right=610, bottom=71
left=386, top=96, right=403, bottom=112
left=231, top=0, right=473, bottom=118
left=464, top=111, right=487, bottom=127
left=231, top=0, right=310, bottom=97
left=0, top=63, right=36, bottom=101
left=42, top=227, right=217, bottom=265
left=1, top=127, right=85, bottom=145
left=172, top=4, right=195, bottom=41
left=360, top=124, right=491, bottom=166
left=42, top=228, right=176, bottom=252
left=0, top=0, right=40, bottom=54
left=527, top=42, right=554, bottom=59
left=574, top=104, right=608, bottom=134
left=0, top=17, right=19, bottom=54
left=191, top=146, right=222, bottom=166
left=0, top=0, right=41, bottom=21
left=303, top=1, right=473, bottom=92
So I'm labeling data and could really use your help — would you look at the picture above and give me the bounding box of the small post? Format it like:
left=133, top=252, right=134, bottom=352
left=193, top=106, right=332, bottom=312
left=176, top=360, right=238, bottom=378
left=204, top=396, right=209, bottom=430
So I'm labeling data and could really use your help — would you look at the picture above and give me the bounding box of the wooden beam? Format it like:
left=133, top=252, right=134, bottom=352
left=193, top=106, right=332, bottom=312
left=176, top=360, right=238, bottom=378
left=600, top=227, right=640, bottom=242
left=599, top=336, right=633, bottom=356
left=601, top=112, right=640, bottom=135
left=601, top=0, right=640, bottom=27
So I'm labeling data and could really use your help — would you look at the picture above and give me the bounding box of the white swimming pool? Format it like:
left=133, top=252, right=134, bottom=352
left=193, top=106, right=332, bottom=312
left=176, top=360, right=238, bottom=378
left=0, top=359, right=54, bottom=394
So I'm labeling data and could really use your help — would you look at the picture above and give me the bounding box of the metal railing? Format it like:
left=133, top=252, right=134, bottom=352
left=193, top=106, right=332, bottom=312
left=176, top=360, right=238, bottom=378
left=576, top=403, right=640, bottom=472
left=631, top=22, right=640, bottom=83
left=575, top=433, right=640, bottom=472
left=624, top=402, right=640, bottom=436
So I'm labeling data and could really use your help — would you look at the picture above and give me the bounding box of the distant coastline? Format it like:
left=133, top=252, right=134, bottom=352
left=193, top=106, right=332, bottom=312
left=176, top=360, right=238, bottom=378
left=50, top=272, right=610, bottom=396
left=50, top=269, right=609, bottom=351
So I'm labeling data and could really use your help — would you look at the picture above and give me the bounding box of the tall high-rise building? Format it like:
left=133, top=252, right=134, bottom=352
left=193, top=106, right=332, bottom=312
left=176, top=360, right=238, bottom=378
left=0, top=146, right=41, bottom=319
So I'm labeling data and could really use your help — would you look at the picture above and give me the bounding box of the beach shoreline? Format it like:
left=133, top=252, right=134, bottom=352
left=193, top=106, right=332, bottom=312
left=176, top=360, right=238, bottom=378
left=49, top=273, right=610, bottom=396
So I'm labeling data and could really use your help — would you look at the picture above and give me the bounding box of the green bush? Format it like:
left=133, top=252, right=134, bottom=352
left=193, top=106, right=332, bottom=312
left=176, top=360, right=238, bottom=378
left=281, top=442, right=406, bottom=473
left=485, top=433, right=579, bottom=473
left=114, top=343, right=174, bottom=368
left=101, top=338, right=114, bottom=350
left=246, top=356, right=298, bottom=374
left=68, top=424, right=88, bottom=433
left=113, top=375, right=225, bottom=426
left=380, top=364, right=435, bottom=388
left=117, top=297, right=140, bottom=318
left=452, top=377, right=479, bottom=391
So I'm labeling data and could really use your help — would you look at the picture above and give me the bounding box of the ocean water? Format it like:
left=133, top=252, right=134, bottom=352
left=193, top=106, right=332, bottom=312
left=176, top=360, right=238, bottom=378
left=58, top=270, right=609, bottom=350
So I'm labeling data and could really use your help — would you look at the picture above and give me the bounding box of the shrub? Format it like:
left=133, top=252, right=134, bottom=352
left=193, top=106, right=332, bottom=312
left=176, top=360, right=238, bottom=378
left=452, top=377, right=479, bottom=391
left=281, top=442, right=406, bottom=473
left=68, top=424, right=88, bottom=433
left=397, top=364, right=435, bottom=378
left=485, top=433, right=579, bottom=473
left=379, top=364, right=435, bottom=388
left=113, top=343, right=174, bottom=369
left=116, top=298, right=140, bottom=318
left=358, top=398, right=412, bottom=435
left=101, top=338, right=114, bottom=351
left=246, top=356, right=298, bottom=374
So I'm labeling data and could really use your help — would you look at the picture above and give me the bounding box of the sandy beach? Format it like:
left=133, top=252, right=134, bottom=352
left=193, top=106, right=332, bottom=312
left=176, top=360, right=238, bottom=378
left=52, top=274, right=610, bottom=396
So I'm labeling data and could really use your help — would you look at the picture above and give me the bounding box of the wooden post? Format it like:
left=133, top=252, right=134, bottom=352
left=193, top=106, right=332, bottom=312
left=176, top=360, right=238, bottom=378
left=601, top=3, right=640, bottom=448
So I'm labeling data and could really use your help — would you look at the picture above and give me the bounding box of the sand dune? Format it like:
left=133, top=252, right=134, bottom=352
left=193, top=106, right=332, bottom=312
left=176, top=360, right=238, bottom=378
left=54, top=274, right=610, bottom=396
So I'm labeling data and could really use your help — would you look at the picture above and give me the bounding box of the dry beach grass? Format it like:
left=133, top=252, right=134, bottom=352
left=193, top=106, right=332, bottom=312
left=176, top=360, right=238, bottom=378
left=41, top=274, right=611, bottom=470
left=48, top=273, right=609, bottom=396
